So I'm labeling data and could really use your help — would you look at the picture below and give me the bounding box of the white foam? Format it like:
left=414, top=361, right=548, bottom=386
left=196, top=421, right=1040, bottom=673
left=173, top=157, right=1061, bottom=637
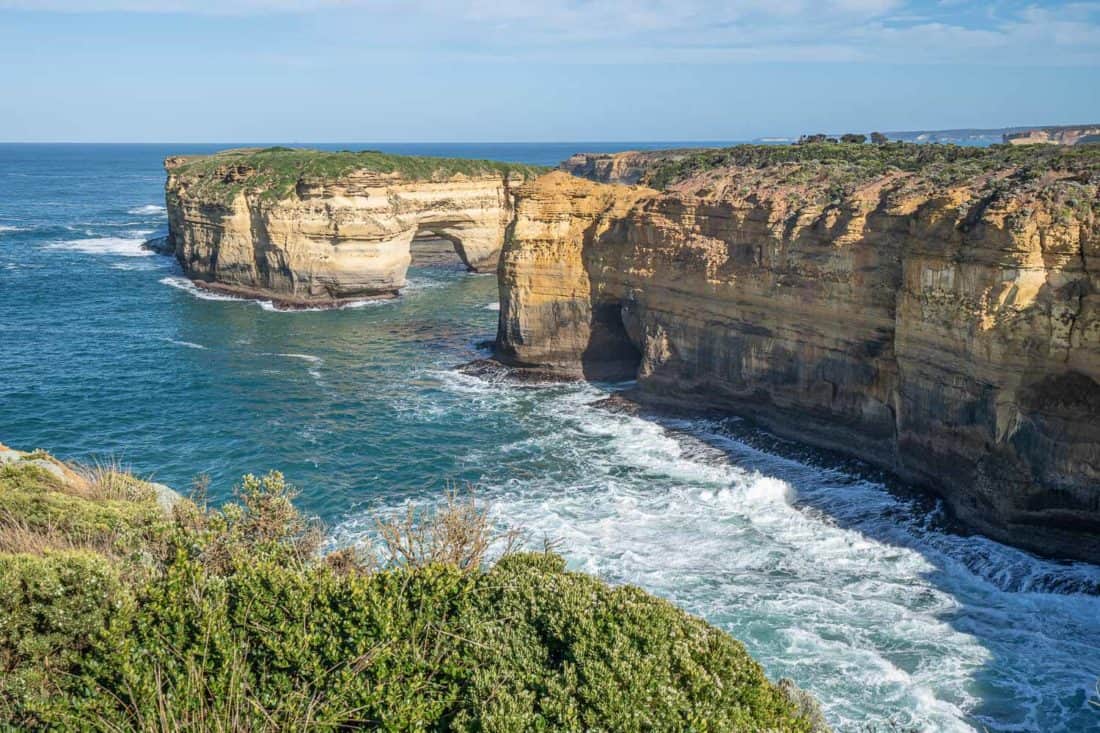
left=273, top=352, right=321, bottom=364
left=484, top=302, right=501, bottom=311
left=262, top=352, right=325, bottom=382
left=160, top=338, right=207, bottom=350
left=129, top=204, right=166, bottom=215
left=160, top=276, right=394, bottom=312
left=160, top=276, right=246, bottom=302
left=47, top=236, right=154, bottom=257
left=0, top=225, right=25, bottom=233
left=256, top=298, right=390, bottom=313
left=331, top=376, right=1100, bottom=732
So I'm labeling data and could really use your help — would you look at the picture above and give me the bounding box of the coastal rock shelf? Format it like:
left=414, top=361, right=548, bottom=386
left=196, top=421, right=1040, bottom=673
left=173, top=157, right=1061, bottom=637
left=497, top=144, right=1100, bottom=563
left=164, top=148, right=542, bottom=306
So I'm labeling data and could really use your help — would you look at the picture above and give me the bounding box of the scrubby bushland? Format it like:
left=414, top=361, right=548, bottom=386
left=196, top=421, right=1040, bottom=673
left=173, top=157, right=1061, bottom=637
left=0, top=452, right=824, bottom=732
left=168, top=147, right=549, bottom=203
left=642, top=140, right=1100, bottom=191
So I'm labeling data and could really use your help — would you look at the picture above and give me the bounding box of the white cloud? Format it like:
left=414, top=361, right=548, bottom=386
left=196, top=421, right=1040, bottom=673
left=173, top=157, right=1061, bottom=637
left=1, top=0, right=1098, bottom=65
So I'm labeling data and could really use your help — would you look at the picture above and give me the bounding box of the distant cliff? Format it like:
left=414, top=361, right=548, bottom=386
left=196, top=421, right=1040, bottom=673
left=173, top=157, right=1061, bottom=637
left=164, top=148, right=543, bottom=307
left=499, top=143, right=1100, bottom=563
left=1003, top=125, right=1100, bottom=146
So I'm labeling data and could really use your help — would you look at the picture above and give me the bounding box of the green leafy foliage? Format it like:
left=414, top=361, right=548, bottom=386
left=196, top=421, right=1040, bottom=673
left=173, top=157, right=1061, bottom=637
left=169, top=147, right=550, bottom=203
left=643, top=141, right=1100, bottom=191
left=0, top=457, right=823, bottom=732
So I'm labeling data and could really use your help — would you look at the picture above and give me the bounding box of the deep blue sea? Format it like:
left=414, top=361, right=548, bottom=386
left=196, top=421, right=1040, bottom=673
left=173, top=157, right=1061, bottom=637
left=2, top=143, right=1099, bottom=732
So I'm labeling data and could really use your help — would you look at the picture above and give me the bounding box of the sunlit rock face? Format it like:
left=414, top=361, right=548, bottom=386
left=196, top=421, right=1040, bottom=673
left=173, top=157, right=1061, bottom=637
left=165, top=155, right=526, bottom=306
left=498, top=154, right=1100, bottom=562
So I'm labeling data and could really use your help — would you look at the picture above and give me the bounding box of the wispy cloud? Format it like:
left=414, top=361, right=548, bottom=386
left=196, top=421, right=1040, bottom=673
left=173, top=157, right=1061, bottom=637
left=2, top=0, right=1098, bottom=65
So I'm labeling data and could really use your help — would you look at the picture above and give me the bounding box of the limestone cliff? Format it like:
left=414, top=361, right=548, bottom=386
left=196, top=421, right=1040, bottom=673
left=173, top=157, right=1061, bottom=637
left=165, top=148, right=542, bottom=306
left=1004, top=125, right=1100, bottom=146
left=559, top=150, right=701, bottom=185
left=498, top=144, right=1100, bottom=562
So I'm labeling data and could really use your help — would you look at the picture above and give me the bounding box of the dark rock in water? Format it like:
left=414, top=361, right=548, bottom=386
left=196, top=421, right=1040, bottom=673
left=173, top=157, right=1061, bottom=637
left=142, top=235, right=173, bottom=255
left=588, top=392, right=644, bottom=415
left=455, top=358, right=580, bottom=385
left=500, top=147, right=1100, bottom=563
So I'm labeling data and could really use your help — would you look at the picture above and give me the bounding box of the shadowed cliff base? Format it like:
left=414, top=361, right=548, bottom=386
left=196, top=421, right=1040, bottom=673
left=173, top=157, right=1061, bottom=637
left=189, top=278, right=400, bottom=310
left=164, top=147, right=545, bottom=307
left=496, top=142, right=1100, bottom=564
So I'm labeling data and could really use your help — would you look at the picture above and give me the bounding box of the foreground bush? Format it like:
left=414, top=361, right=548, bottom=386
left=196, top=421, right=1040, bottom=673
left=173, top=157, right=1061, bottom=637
left=0, top=449, right=823, bottom=731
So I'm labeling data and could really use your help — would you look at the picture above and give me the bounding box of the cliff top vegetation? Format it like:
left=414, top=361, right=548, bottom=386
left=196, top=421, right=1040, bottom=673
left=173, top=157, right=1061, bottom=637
left=167, top=147, right=549, bottom=203
left=0, top=445, right=824, bottom=731
left=642, top=141, right=1100, bottom=191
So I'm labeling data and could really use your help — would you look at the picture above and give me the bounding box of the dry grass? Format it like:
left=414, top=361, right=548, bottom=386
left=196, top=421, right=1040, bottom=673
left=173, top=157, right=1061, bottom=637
left=374, top=488, right=521, bottom=571
left=0, top=510, right=119, bottom=557
left=73, top=458, right=156, bottom=503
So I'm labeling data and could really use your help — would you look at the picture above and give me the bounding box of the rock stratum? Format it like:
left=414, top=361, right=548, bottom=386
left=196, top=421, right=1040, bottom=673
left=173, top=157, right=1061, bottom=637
left=499, top=143, right=1100, bottom=562
left=164, top=148, right=543, bottom=306
left=1003, top=125, right=1100, bottom=146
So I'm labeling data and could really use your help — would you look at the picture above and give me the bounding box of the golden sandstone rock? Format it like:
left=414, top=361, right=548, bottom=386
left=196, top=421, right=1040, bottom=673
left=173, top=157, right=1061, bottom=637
left=499, top=146, right=1100, bottom=562
left=164, top=143, right=1100, bottom=561
left=164, top=149, right=536, bottom=307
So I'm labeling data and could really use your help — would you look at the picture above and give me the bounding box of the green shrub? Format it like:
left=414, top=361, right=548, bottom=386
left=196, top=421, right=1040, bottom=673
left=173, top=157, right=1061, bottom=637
left=0, top=551, right=130, bottom=728
left=169, top=148, right=550, bottom=203
left=0, top=461, right=170, bottom=560
left=0, top=457, right=823, bottom=732
left=643, top=140, right=1100, bottom=192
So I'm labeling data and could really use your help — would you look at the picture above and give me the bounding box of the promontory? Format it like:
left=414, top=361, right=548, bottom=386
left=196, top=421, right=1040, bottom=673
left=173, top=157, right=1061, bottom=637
left=164, top=142, right=1100, bottom=564
left=500, top=142, right=1100, bottom=563
left=163, top=147, right=543, bottom=306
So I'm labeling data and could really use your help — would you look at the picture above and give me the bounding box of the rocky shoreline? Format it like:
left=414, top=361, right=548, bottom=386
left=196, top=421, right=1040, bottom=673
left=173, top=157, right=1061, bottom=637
left=495, top=144, right=1100, bottom=563
left=163, top=147, right=541, bottom=303
left=164, top=142, right=1100, bottom=563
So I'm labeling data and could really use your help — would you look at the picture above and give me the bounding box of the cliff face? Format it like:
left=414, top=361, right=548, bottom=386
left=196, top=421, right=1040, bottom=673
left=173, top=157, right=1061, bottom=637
left=497, top=147, right=1100, bottom=562
left=559, top=150, right=699, bottom=185
left=165, top=149, right=536, bottom=305
left=1004, top=125, right=1100, bottom=146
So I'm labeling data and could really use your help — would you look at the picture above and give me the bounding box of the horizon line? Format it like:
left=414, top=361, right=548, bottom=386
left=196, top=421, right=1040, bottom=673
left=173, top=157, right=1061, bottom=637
left=3, top=123, right=1096, bottom=146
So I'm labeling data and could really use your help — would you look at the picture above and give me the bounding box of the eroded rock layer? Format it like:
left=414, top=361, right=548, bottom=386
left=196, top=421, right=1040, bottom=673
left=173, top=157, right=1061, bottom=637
left=498, top=146, right=1100, bottom=562
left=165, top=149, right=537, bottom=305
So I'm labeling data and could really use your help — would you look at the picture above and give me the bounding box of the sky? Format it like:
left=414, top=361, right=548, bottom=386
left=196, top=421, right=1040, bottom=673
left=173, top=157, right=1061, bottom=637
left=0, top=1, right=1098, bottom=142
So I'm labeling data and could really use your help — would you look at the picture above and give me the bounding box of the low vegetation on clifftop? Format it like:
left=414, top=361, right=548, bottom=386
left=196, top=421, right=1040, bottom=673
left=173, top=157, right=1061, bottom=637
left=630, top=141, right=1100, bottom=193
left=0, top=444, right=823, bottom=732
left=509, top=141, right=1099, bottom=564
left=167, top=147, right=549, bottom=203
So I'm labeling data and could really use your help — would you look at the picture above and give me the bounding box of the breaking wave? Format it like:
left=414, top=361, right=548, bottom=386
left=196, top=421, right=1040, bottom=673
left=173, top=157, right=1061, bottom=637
left=333, top=372, right=1100, bottom=732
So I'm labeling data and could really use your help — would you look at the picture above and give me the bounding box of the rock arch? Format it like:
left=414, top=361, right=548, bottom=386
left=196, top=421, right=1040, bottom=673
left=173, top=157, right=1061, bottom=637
left=166, top=168, right=522, bottom=307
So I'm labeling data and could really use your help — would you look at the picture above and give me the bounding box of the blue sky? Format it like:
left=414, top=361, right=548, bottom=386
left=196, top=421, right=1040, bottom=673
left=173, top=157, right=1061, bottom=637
left=1, top=1, right=1098, bottom=142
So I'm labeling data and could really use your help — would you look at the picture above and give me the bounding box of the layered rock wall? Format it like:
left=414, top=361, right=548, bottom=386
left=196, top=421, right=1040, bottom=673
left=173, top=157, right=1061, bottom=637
left=1003, top=126, right=1100, bottom=146
left=165, top=155, right=525, bottom=305
left=497, top=164, right=1100, bottom=562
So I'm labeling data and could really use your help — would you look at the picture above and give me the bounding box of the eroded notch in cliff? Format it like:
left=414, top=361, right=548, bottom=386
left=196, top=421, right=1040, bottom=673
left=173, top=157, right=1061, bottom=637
left=410, top=230, right=467, bottom=269
left=580, top=299, right=643, bottom=381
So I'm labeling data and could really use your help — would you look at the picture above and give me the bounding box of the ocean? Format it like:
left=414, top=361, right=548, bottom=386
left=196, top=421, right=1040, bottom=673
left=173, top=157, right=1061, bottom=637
left=1, top=142, right=1098, bottom=732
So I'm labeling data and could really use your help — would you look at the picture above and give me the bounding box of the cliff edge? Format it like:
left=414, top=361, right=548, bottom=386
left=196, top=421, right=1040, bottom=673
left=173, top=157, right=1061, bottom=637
left=164, top=148, right=544, bottom=306
left=498, top=143, right=1100, bottom=562
left=0, top=442, right=823, bottom=731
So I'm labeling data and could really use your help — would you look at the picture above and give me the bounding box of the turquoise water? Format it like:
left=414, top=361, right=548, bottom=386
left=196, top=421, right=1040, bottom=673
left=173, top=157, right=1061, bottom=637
left=2, top=143, right=1099, bottom=732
